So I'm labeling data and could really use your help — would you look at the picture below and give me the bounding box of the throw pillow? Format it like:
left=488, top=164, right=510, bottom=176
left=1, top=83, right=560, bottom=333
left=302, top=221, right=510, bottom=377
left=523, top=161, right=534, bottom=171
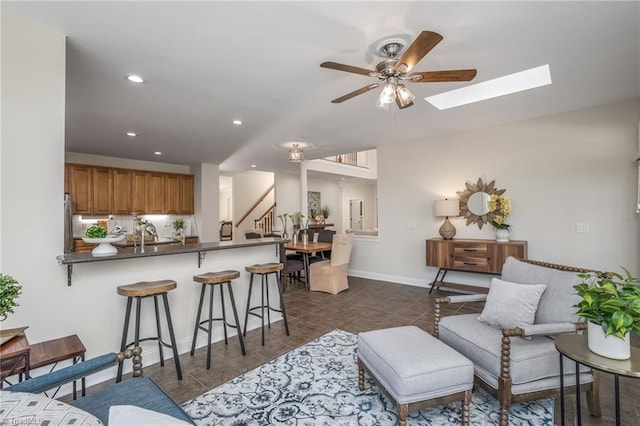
left=109, top=405, right=192, bottom=426
left=477, top=278, right=547, bottom=329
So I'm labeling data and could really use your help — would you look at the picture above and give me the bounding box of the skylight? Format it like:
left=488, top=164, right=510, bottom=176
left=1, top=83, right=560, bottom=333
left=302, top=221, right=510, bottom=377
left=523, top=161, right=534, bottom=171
left=425, top=64, right=552, bottom=110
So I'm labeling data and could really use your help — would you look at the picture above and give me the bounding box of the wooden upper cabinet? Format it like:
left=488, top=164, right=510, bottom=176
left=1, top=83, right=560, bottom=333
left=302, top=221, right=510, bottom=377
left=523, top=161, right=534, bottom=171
left=112, top=169, right=132, bottom=214
left=146, top=172, right=166, bottom=214
left=69, top=164, right=92, bottom=214
left=131, top=171, right=147, bottom=214
left=180, top=174, right=194, bottom=214
left=165, top=174, right=181, bottom=214
left=65, top=163, right=194, bottom=215
left=92, top=167, right=113, bottom=215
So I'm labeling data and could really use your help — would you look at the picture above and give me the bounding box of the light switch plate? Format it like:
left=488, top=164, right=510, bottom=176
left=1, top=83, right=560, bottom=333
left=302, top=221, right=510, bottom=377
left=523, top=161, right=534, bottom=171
left=575, top=223, right=590, bottom=233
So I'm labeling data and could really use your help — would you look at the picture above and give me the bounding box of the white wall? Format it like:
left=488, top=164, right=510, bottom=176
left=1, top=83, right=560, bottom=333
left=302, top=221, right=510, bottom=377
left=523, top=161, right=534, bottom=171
left=65, top=152, right=191, bottom=174
left=219, top=175, right=233, bottom=221
left=191, top=163, right=220, bottom=242
left=232, top=170, right=274, bottom=238
left=274, top=172, right=300, bottom=235
left=349, top=100, right=639, bottom=288
left=1, top=16, right=68, bottom=341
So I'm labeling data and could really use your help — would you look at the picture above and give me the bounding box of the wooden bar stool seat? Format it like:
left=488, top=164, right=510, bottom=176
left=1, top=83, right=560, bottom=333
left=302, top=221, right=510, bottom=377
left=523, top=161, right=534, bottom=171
left=243, top=263, right=289, bottom=346
left=116, top=279, right=182, bottom=381
left=190, top=270, right=246, bottom=370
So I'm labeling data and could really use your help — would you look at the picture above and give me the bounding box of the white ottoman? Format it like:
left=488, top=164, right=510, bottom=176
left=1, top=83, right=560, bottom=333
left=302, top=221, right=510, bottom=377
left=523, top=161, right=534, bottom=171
left=358, top=326, right=474, bottom=426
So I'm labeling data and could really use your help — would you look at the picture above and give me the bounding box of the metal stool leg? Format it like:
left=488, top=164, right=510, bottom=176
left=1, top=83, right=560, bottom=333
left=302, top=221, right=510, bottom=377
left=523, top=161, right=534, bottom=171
left=117, top=297, right=133, bottom=382
left=275, top=271, right=290, bottom=336
left=206, top=283, right=214, bottom=370
left=153, top=295, right=165, bottom=367
left=260, top=274, right=266, bottom=346
left=265, top=274, right=271, bottom=328
left=243, top=273, right=255, bottom=337
left=190, top=285, right=206, bottom=355
left=226, top=282, right=246, bottom=356
left=162, top=293, right=183, bottom=380
left=220, top=284, right=229, bottom=344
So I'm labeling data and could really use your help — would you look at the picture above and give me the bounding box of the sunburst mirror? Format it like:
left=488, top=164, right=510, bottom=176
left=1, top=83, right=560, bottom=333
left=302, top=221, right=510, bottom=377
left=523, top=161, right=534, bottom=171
left=457, top=178, right=506, bottom=229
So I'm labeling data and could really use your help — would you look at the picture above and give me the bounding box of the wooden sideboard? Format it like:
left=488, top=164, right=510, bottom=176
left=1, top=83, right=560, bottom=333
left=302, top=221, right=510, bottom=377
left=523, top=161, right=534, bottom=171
left=426, top=238, right=528, bottom=293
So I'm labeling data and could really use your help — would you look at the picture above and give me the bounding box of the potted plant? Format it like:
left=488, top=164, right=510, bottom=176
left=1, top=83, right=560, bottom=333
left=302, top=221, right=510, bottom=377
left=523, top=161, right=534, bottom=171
left=0, top=273, right=22, bottom=321
left=321, top=205, right=330, bottom=221
left=573, top=267, right=640, bottom=359
left=488, top=194, right=512, bottom=242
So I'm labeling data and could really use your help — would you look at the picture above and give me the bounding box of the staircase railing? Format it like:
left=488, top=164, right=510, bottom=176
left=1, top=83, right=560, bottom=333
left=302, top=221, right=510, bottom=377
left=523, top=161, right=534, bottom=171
left=254, top=203, right=276, bottom=234
left=236, top=184, right=274, bottom=228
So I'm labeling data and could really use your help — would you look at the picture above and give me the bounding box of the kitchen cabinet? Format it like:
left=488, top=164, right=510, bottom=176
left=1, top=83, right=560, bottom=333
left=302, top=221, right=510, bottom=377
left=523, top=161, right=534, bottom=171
left=69, top=164, right=92, bottom=214
left=131, top=171, right=147, bottom=214
left=146, top=172, right=166, bottom=214
left=180, top=175, right=194, bottom=214
left=92, top=167, right=113, bottom=215
left=66, top=164, right=194, bottom=215
left=184, top=236, right=199, bottom=244
left=165, top=174, right=181, bottom=214
left=112, top=169, right=132, bottom=214
left=73, top=239, right=96, bottom=253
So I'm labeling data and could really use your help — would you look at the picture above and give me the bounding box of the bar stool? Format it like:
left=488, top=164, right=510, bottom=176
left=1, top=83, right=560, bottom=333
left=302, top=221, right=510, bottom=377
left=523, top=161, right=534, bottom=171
left=116, top=280, right=182, bottom=381
left=243, top=262, right=289, bottom=346
left=190, top=270, right=246, bottom=369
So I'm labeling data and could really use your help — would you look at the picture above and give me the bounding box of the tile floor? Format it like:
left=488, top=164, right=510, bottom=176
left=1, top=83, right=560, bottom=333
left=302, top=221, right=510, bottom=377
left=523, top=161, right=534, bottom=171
left=136, top=277, right=638, bottom=425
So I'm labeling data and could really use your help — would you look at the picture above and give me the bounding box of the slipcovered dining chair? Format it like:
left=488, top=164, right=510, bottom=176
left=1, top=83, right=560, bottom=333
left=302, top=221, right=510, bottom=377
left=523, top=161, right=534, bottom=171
left=434, top=257, right=604, bottom=426
left=309, top=233, right=354, bottom=294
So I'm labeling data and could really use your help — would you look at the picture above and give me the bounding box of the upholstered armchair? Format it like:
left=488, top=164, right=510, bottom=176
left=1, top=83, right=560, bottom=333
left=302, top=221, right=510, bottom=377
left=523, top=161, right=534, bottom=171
left=4, top=347, right=193, bottom=425
left=433, top=257, right=605, bottom=426
left=309, top=233, right=354, bottom=294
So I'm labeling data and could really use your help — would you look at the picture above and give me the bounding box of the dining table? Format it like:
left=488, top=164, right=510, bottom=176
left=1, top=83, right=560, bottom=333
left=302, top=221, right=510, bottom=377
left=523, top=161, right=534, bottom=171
left=283, top=241, right=333, bottom=290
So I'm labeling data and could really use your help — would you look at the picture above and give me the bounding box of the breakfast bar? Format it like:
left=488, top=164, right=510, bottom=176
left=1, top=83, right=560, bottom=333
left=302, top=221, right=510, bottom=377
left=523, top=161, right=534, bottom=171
left=58, top=237, right=287, bottom=286
left=52, top=237, right=290, bottom=373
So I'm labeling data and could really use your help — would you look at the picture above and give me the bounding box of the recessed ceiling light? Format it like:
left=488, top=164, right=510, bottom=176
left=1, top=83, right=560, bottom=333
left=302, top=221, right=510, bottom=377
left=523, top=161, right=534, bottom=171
left=425, top=64, right=552, bottom=110
left=251, top=164, right=257, bottom=168
left=154, top=151, right=162, bottom=155
left=126, top=74, right=145, bottom=83
left=232, top=120, right=243, bottom=125
left=126, top=132, right=137, bottom=137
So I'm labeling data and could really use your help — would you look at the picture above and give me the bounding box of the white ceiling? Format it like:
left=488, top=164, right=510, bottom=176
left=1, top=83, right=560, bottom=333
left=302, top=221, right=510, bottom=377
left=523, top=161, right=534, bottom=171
left=3, top=1, right=639, bottom=175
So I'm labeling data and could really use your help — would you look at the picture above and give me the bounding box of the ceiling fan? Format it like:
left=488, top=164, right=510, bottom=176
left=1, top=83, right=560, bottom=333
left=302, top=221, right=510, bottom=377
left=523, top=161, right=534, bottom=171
left=320, top=31, right=477, bottom=109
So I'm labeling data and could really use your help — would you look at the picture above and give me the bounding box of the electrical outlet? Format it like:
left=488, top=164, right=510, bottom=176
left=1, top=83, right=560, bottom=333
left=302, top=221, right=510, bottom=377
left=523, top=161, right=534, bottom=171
left=575, top=223, right=590, bottom=233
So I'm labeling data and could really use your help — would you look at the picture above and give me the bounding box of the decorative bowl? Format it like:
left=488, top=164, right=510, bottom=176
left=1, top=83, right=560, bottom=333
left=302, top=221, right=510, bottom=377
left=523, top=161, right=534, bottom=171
left=81, top=235, right=126, bottom=256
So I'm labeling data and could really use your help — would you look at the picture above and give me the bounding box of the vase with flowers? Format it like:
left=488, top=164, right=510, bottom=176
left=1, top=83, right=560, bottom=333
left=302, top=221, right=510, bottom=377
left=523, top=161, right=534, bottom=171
left=277, top=213, right=289, bottom=239
left=488, top=194, right=512, bottom=242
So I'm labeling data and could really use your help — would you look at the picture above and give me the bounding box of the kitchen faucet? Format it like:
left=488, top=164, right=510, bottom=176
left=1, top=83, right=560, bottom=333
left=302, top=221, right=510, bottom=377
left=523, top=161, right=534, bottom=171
left=141, top=223, right=159, bottom=248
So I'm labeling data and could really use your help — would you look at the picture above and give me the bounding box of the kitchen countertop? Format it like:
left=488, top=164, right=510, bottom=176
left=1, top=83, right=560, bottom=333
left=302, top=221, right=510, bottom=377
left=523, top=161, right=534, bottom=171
left=58, top=237, right=287, bottom=286
left=58, top=237, right=287, bottom=265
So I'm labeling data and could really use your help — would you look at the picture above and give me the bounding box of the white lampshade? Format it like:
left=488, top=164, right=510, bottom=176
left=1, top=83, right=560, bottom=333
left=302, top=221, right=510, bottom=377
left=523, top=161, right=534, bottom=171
left=434, top=199, right=459, bottom=217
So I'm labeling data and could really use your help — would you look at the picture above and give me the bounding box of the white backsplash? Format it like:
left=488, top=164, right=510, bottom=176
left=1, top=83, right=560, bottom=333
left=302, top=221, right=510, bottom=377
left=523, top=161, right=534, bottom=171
left=72, top=214, right=197, bottom=238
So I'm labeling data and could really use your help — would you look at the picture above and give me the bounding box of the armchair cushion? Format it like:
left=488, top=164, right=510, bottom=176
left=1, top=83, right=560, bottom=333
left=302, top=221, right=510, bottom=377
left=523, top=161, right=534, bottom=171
left=501, top=257, right=590, bottom=324
left=477, top=278, right=546, bottom=329
left=438, top=314, right=590, bottom=388
left=109, top=405, right=192, bottom=426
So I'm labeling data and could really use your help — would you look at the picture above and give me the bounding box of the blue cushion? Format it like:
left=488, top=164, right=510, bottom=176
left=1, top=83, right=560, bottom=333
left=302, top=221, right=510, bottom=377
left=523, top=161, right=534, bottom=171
left=70, top=377, right=194, bottom=425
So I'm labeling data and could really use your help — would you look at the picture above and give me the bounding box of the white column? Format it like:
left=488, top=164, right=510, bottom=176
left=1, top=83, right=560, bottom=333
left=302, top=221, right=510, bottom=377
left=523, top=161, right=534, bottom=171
left=300, top=161, right=308, bottom=216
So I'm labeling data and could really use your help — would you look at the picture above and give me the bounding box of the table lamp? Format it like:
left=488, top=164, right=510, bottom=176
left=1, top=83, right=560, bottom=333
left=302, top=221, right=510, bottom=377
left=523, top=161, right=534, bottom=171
left=434, top=198, right=459, bottom=240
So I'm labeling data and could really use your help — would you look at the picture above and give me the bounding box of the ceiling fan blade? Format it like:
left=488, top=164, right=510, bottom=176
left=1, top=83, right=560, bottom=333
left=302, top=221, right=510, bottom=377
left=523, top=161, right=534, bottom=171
left=331, top=84, right=380, bottom=103
left=408, top=69, right=477, bottom=82
left=321, top=61, right=375, bottom=76
left=394, top=31, right=443, bottom=74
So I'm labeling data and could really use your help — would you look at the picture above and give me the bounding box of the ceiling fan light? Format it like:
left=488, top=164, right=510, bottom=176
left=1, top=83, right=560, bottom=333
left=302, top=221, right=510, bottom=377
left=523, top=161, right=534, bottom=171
left=288, top=144, right=304, bottom=162
left=378, top=82, right=396, bottom=104
left=396, top=84, right=415, bottom=108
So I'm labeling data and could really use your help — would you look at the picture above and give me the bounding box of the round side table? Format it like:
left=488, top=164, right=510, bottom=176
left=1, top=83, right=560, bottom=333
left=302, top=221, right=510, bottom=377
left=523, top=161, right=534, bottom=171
left=555, top=334, right=640, bottom=426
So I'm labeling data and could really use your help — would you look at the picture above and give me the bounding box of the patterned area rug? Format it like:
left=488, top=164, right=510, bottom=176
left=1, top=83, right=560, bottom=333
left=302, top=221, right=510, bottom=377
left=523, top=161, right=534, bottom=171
left=182, top=329, right=554, bottom=425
